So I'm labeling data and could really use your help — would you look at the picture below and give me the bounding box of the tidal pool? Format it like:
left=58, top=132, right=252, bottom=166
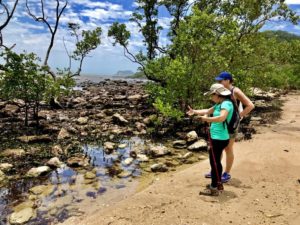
left=0, top=137, right=147, bottom=224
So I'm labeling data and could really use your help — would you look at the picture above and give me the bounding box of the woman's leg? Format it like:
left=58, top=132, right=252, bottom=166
left=209, top=139, right=229, bottom=188
left=224, top=138, right=235, bottom=173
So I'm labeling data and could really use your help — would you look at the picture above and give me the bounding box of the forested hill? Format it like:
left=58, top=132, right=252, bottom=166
left=261, top=30, right=300, bottom=42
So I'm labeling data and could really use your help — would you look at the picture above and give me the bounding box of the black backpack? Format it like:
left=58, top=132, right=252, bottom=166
left=221, top=88, right=241, bottom=134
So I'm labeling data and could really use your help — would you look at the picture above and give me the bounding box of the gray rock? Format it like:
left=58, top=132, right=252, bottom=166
left=9, top=208, right=34, bottom=225
left=104, top=142, right=115, bottom=151
left=137, top=154, right=149, bottom=162
left=0, top=163, right=13, bottom=172
left=77, top=117, right=88, bottom=125
left=117, top=171, right=132, bottom=178
left=29, top=184, right=55, bottom=196
left=72, top=97, right=86, bottom=104
left=112, top=113, right=128, bottom=124
left=122, top=157, right=134, bottom=166
left=67, top=156, right=88, bottom=167
left=47, top=157, right=63, bottom=168
left=3, top=104, right=19, bottom=116
left=26, top=166, right=51, bottom=177
left=127, top=94, right=142, bottom=101
left=0, top=170, right=6, bottom=185
left=186, top=131, right=198, bottom=142
left=149, top=145, right=170, bottom=157
left=51, top=145, right=64, bottom=156
left=187, top=139, right=207, bottom=151
left=84, top=171, right=96, bottom=179
left=17, top=135, right=51, bottom=143
left=118, top=143, right=128, bottom=149
left=183, top=152, right=193, bottom=159
left=58, top=114, right=69, bottom=122
left=173, top=140, right=187, bottom=149
left=57, top=128, right=71, bottom=140
left=1, top=148, right=25, bottom=157
left=150, top=163, right=168, bottom=172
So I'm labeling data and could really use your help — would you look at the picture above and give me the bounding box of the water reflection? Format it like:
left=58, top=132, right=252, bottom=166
left=0, top=137, right=145, bottom=224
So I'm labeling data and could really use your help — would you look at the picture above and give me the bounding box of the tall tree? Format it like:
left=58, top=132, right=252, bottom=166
left=67, top=23, right=102, bottom=77
left=26, top=0, right=68, bottom=74
left=0, top=0, right=19, bottom=49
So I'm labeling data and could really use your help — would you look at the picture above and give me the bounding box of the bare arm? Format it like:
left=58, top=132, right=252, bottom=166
left=234, top=88, right=255, bottom=118
left=186, top=106, right=214, bottom=116
left=201, top=109, right=228, bottom=123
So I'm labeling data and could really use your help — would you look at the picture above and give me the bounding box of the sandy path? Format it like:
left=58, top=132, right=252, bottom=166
left=62, top=92, right=300, bottom=225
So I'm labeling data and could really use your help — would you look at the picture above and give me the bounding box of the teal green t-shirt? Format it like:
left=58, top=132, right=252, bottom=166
left=210, top=100, right=234, bottom=140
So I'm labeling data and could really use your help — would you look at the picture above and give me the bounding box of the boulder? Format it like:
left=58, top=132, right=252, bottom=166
left=149, top=145, right=170, bottom=157
left=112, top=113, right=128, bottom=125
left=57, top=128, right=71, bottom=140
left=186, top=131, right=198, bottom=142
left=137, top=154, right=149, bottom=162
left=17, top=135, right=52, bottom=143
left=173, top=140, right=187, bottom=149
left=104, top=142, right=115, bottom=152
left=0, top=163, right=13, bottom=172
left=3, top=104, right=19, bottom=116
left=183, top=152, right=193, bottom=159
left=127, top=94, right=142, bottom=101
left=67, top=156, right=88, bottom=167
left=122, top=157, right=134, bottom=166
left=47, top=157, right=63, bottom=168
left=150, top=163, right=168, bottom=172
left=117, top=171, right=132, bottom=178
left=118, top=143, right=128, bottom=149
left=51, top=145, right=64, bottom=156
left=84, top=171, right=96, bottom=179
left=9, top=208, right=34, bottom=225
left=77, top=117, right=88, bottom=125
left=187, top=139, right=207, bottom=151
left=26, top=166, right=51, bottom=177
left=1, top=148, right=25, bottom=157
left=29, top=184, right=55, bottom=196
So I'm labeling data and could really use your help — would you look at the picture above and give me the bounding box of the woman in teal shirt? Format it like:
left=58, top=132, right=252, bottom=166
left=187, top=83, right=233, bottom=196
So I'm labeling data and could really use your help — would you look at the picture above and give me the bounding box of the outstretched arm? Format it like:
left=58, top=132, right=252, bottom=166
left=186, top=105, right=214, bottom=116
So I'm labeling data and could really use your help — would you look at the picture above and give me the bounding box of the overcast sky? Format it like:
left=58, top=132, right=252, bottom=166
left=1, top=0, right=300, bottom=76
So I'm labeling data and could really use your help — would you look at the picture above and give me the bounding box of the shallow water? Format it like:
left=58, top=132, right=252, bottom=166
left=0, top=137, right=146, bottom=224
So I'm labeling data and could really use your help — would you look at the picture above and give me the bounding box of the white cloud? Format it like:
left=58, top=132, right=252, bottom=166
left=285, top=0, right=300, bottom=4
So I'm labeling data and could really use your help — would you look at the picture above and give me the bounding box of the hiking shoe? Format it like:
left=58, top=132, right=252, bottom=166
left=199, top=185, right=219, bottom=196
left=221, top=172, right=231, bottom=183
left=204, top=172, right=211, bottom=178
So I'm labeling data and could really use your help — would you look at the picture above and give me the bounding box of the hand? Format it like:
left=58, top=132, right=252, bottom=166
left=196, top=115, right=207, bottom=122
left=186, top=105, right=194, bottom=116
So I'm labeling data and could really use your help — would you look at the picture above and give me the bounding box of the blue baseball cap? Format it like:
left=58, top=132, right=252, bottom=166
left=215, top=71, right=233, bottom=81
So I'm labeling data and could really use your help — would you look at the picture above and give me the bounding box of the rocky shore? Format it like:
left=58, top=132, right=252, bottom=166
left=0, top=79, right=283, bottom=224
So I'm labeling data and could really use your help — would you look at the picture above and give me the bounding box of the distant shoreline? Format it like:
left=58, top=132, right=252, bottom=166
left=74, top=75, right=148, bottom=84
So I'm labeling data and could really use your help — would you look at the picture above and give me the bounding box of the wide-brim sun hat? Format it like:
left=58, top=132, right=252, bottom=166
left=204, top=83, right=231, bottom=96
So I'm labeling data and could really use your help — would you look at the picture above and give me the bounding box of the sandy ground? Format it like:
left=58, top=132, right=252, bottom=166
left=62, top=92, right=300, bottom=225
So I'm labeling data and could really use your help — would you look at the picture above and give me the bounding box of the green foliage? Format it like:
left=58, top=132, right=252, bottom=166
left=0, top=50, right=75, bottom=125
left=45, top=68, right=76, bottom=101
left=142, top=0, right=300, bottom=118
left=72, top=27, right=102, bottom=60
left=108, top=22, right=130, bottom=47
left=153, top=98, right=184, bottom=120
left=0, top=50, right=49, bottom=102
left=67, top=23, right=102, bottom=76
